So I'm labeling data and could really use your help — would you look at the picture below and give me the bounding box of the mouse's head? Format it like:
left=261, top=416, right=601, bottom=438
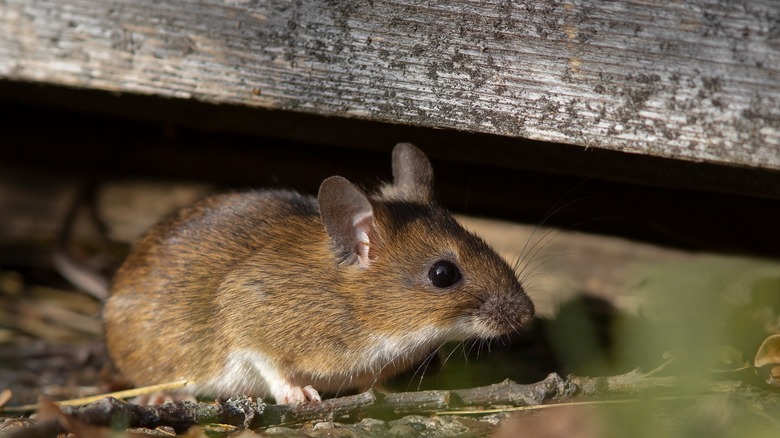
left=318, top=143, right=534, bottom=341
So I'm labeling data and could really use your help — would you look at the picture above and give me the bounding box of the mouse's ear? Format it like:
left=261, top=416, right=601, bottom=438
left=318, top=176, right=374, bottom=268
left=391, top=143, right=434, bottom=203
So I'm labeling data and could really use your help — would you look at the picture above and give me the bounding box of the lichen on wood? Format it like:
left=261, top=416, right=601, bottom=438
left=0, top=0, right=778, bottom=169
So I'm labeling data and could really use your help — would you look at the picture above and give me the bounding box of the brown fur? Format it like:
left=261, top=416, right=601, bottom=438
left=104, top=143, right=534, bottom=402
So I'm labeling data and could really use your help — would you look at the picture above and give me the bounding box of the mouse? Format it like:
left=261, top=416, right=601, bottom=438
left=104, top=142, right=535, bottom=404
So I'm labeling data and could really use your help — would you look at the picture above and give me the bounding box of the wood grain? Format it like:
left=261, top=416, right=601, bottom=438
left=0, top=0, right=778, bottom=169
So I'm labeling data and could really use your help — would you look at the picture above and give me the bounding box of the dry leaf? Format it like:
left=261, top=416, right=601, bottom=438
left=753, top=334, right=780, bottom=386
left=0, top=389, right=11, bottom=408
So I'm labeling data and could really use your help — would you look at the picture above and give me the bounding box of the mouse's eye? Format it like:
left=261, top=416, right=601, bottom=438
left=428, top=260, right=462, bottom=288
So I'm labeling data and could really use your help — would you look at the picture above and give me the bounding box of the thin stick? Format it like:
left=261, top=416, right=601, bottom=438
left=0, top=380, right=189, bottom=413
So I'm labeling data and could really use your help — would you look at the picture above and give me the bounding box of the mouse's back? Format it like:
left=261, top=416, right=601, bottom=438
left=104, top=189, right=328, bottom=388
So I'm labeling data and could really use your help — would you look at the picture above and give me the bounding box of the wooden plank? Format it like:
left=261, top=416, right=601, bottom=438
left=0, top=0, right=778, bottom=170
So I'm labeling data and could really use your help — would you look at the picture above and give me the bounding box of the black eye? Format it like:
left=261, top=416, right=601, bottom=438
left=428, top=260, right=462, bottom=288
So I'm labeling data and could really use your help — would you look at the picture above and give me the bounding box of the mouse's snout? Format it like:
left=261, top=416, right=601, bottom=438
left=474, top=287, right=535, bottom=337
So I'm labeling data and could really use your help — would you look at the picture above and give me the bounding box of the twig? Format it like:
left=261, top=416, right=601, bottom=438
left=262, top=372, right=573, bottom=426
left=0, top=380, right=189, bottom=413
left=1, top=370, right=752, bottom=437
left=4, top=396, right=265, bottom=438
left=1, top=374, right=569, bottom=436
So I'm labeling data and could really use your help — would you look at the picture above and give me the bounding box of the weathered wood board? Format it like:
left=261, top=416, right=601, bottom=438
left=0, top=0, right=778, bottom=170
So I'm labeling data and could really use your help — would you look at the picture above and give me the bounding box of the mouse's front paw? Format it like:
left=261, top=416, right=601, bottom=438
left=279, top=385, right=321, bottom=404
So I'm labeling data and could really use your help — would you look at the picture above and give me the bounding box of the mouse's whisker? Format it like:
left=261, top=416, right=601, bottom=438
left=519, top=250, right=587, bottom=302
left=441, top=341, right=464, bottom=368
left=519, top=250, right=581, bottom=284
left=334, top=373, right=354, bottom=398
left=405, top=341, right=448, bottom=392
left=465, top=338, right=481, bottom=358
left=513, top=190, right=589, bottom=273
left=515, top=226, right=566, bottom=281
left=369, top=348, right=407, bottom=387
left=433, top=341, right=465, bottom=385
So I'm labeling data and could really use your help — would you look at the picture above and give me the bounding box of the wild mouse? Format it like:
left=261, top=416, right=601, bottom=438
left=104, top=143, right=535, bottom=404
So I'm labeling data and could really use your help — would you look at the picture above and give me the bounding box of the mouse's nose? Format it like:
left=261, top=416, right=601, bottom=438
left=476, top=287, right=535, bottom=336
left=516, top=289, right=535, bottom=326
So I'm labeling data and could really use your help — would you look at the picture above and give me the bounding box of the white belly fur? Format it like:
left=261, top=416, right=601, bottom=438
left=195, top=321, right=476, bottom=402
